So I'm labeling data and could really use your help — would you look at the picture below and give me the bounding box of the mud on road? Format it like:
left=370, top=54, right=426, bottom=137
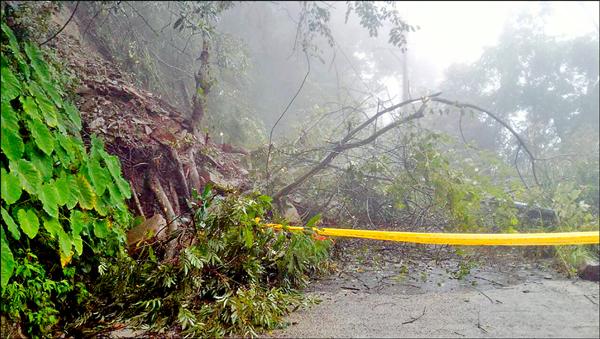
left=269, top=241, right=600, bottom=338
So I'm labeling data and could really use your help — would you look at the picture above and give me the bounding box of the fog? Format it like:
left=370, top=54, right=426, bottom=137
left=214, top=1, right=599, bottom=138
left=77, top=2, right=599, bottom=189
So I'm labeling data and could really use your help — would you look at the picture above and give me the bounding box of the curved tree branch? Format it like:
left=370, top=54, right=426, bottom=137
left=514, top=144, right=529, bottom=189
left=272, top=97, right=433, bottom=204
left=431, top=98, right=540, bottom=186
left=272, top=93, right=542, bottom=206
left=265, top=50, right=311, bottom=192
left=39, top=1, right=80, bottom=46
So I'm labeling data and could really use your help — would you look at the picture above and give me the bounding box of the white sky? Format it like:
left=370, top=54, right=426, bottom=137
left=396, top=1, right=600, bottom=87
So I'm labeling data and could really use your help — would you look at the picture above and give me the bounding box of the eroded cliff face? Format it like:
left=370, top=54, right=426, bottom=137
left=50, top=8, right=252, bottom=257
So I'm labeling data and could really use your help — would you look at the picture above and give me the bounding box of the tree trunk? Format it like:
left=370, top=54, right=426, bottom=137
left=187, top=39, right=212, bottom=137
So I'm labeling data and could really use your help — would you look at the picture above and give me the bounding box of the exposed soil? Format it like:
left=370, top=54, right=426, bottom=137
left=46, top=7, right=253, bottom=258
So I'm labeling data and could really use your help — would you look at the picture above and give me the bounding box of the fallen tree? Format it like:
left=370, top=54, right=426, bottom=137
left=271, top=92, right=541, bottom=209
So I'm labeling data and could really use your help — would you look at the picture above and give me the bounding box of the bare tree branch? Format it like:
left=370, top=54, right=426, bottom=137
left=514, top=144, right=529, bottom=189
left=272, top=97, right=433, bottom=203
left=272, top=94, right=541, bottom=206
left=431, top=98, right=540, bottom=186
left=266, top=50, right=311, bottom=191
left=40, top=1, right=80, bottom=46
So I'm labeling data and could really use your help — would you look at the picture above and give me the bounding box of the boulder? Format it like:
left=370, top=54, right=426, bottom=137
left=578, top=261, right=600, bottom=282
left=126, top=214, right=167, bottom=250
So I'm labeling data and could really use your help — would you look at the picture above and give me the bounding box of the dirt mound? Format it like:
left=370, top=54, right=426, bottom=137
left=50, top=12, right=251, bottom=257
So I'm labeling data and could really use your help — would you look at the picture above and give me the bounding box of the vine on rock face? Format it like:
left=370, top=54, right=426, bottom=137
left=0, top=22, right=132, bottom=337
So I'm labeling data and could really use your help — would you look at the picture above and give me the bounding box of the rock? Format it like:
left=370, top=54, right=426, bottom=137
left=199, top=168, right=240, bottom=191
left=221, top=143, right=249, bottom=155
left=126, top=214, right=166, bottom=249
left=578, top=261, right=599, bottom=282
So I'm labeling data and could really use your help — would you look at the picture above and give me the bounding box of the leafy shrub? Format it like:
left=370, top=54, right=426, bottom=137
left=0, top=22, right=132, bottom=337
left=90, top=190, right=332, bottom=337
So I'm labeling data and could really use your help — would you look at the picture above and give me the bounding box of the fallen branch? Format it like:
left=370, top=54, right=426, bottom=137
left=402, top=306, right=426, bottom=324
left=473, top=275, right=507, bottom=287
left=266, top=50, right=311, bottom=192
left=476, top=310, right=488, bottom=333
left=471, top=286, right=501, bottom=304
left=272, top=98, right=432, bottom=204
left=340, top=286, right=361, bottom=291
left=271, top=93, right=539, bottom=207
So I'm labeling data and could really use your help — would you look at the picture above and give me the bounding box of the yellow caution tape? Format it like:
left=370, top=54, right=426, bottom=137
left=264, top=224, right=599, bottom=246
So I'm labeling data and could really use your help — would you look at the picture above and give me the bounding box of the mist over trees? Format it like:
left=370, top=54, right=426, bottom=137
left=57, top=0, right=600, bottom=228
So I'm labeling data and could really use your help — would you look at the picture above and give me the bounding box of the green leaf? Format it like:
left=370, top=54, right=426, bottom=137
left=1, top=168, right=22, bottom=205
left=65, top=175, right=80, bottom=209
left=53, top=142, right=71, bottom=169
left=57, top=228, right=72, bottom=258
left=1, top=126, right=24, bottom=162
left=306, top=213, right=322, bottom=228
left=94, top=194, right=109, bottom=216
left=63, top=102, right=81, bottom=130
left=10, top=159, right=42, bottom=194
left=43, top=217, right=63, bottom=239
left=115, top=177, right=132, bottom=200
left=55, top=132, right=77, bottom=165
left=1, top=207, right=20, bottom=240
left=28, top=117, right=55, bottom=155
left=69, top=210, right=87, bottom=236
left=1, top=23, right=19, bottom=53
left=1, top=101, right=19, bottom=131
left=1, top=227, right=15, bottom=289
left=30, top=148, right=53, bottom=182
left=40, top=79, right=63, bottom=108
left=17, top=208, right=39, bottom=239
left=28, top=82, right=60, bottom=128
left=88, top=159, right=110, bottom=196
left=104, top=154, right=123, bottom=180
left=39, top=181, right=60, bottom=218
left=20, top=96, right=41, bottom=121
left=243, top=226, right=254, bottom=248
left=76, top=174, right=96, bottom=210
left=1, top=23, right=27, bottom=72
left=72, top=233, right=83, bottom=256
left=1, top=66, right=21, bottom=101
left=33, top=94, right=58, bottom=128
left=90, top=136, right=107, bottom=159
left=24, top=42, right=49, bottom=82
left=93, top=219, right=110, bottom=238
left=107, top=182, right=123, bottom=206
left=55, top=173, right=76, bottom=207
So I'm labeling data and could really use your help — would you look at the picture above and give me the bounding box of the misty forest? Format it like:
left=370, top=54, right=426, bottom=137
left=0, top=1, right=599, bottom=338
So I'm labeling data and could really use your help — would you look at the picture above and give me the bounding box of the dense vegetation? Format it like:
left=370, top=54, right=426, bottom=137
left=89, top=191, right=331, bottom=337
left=0, top=10, right=331, bottom=338
left=1, top=20, right=133, bottom=336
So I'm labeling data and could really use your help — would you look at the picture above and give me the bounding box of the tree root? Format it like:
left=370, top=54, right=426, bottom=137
left=148, top=170, right=180, bottom=258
